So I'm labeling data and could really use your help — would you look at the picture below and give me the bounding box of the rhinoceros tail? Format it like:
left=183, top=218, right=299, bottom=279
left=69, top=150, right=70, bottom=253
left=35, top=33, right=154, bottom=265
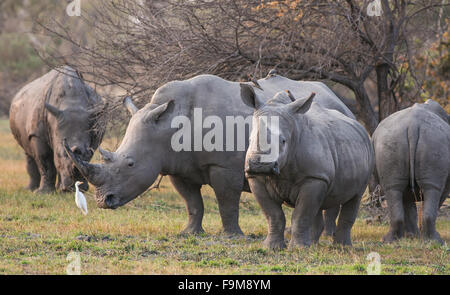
left=407, top=125, right=420, bottom=195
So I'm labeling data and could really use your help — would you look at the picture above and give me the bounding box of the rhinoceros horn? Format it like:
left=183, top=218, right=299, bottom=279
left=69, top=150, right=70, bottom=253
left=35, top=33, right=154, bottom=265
left=123, top=96, right=138, bottom=115
left=63, top=138, right=106, bottom=186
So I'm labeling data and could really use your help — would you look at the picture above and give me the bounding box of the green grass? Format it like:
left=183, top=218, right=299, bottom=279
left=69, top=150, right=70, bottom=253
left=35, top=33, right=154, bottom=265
left=0, top=119, right=448, bottom=274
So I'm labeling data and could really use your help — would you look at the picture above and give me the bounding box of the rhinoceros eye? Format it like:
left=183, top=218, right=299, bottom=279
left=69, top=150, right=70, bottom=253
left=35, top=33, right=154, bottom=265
left=127, top=159, right=135, bottom=167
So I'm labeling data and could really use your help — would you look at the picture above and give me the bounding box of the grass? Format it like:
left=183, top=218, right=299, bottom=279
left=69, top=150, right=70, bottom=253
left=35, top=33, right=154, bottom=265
left=0, top=119, right=448, bottom=274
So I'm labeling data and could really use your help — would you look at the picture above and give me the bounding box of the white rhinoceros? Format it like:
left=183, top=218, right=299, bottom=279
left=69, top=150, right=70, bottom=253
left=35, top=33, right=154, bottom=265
left=65, top=73, right=354, bottom=235
left=373, top=99, right=449, bottom=244
left=10, top=66, right=106, bottom=193
left=241, top=87, right=374, bottom=249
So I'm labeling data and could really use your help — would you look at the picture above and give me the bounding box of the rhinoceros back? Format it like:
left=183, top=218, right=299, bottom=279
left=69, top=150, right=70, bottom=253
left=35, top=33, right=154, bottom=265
left=148, top=74, right=354, bottom=121
left=256, top=75, right=355, bottom=119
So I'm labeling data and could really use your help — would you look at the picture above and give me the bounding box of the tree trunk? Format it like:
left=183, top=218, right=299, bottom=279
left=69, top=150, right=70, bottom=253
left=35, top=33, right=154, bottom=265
left=353, top=85, right=379, bottom=135
left=376, top=64, right=397, bottom=122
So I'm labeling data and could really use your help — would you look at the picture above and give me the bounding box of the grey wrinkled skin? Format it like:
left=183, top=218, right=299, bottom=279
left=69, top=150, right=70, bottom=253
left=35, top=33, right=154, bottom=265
left=373, top=99, right=449, bottom=244
left=253, top=75, right=355, bottom=237
left=65, top=74, right=354, bottom=236
left=243, top=89, right=374, bottom=249
left=9, top=66, right=106, bottom=193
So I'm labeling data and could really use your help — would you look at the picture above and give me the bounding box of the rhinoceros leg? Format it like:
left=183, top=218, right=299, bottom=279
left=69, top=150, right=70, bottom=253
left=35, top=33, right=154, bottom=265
left=333, top=194, right=361, bottom=246
left=442, top=182, right=449, bottom=206
left=209, top=167, right=244, bottom=235
left=25, top=155, right=41, bottom=191
left=30, top=138, right=56, bottom=193
left=403, top=189, right=419, bottom=238
left=323, top=206, right=340, bottom=237
left=383, top=189, right=405, bottom=242
left=290, top=179, right=327, bottom=248
left=312, top=211, right=324, bottom=243
left=248, top=178, right=286, bottom=249
left=421, top=188, right=444, bottom=244
left=169, top=176, right=204, bottom=234
left=56, top=172, right=62, bottom=191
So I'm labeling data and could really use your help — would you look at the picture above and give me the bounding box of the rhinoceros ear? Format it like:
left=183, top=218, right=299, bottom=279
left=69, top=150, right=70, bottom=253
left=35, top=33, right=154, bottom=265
left=123, top=96, right=138, bottom=116
left=286, top=90, right=296, bottom=102
left=45, top=103, right=62, bottom=117
left=240, top=83, right=263, bottom=110
left=143, top=100, right=173, bottom=124
left=99, top=147, right=114, bottom=162
left=287, top=92, right=315, bottom=114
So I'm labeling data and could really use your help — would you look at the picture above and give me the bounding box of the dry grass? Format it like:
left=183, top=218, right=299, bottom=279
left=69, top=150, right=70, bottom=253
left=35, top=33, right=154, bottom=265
left=0, top=119, right=448, bottom=274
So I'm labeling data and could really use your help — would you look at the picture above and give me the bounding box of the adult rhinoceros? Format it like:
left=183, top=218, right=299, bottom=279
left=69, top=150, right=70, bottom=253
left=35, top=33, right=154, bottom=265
left=64, top=73, right=354, bottom=235
left=242, top=87, right=374, bottom=249
left=9, top=66, right=106, bottom=193
left=373, top=99, right=449, bottom=244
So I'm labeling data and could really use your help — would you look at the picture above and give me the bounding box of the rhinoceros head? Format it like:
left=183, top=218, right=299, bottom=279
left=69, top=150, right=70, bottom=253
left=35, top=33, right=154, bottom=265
left=240, top=84, right=315, bottom=177
left=423, top=99, right=449, bottom=124
left=45, top=102, right=100, bottom=191
left=64, top=98, right=174, bottom=209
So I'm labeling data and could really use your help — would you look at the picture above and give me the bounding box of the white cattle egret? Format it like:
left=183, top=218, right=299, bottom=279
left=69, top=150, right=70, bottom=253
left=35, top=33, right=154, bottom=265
left=74, top=181, right=88, bottom=215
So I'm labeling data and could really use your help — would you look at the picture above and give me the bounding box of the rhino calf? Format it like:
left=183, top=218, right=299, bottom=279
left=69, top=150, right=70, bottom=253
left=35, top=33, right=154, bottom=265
left=9, top=66, right=106, bottom=193
left=373, top=99, right=449, bottom=244
left=242, top=86, right=374, bottom=249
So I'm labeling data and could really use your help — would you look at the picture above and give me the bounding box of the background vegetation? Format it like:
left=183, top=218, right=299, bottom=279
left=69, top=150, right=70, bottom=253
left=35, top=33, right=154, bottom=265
left=1, top=0, right=448, bottom=125
left=34, top=0, right=450, bottom=133
left=0, top=0, right=449, bottom=275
